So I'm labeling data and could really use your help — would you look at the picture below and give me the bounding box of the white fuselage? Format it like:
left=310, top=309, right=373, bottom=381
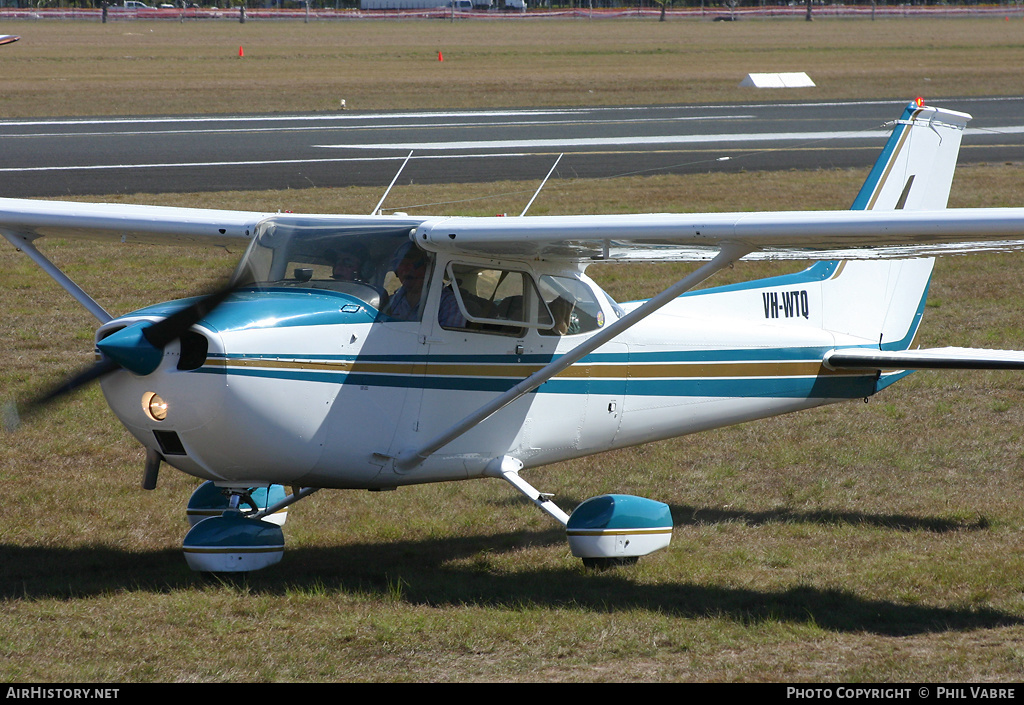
left=98, top=250, right=894, bottom=492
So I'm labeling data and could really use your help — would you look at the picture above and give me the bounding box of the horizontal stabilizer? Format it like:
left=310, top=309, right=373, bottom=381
left=826, top=347, right=1024, bottom=371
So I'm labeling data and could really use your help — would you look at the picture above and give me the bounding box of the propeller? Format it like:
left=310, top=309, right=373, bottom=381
left=4, top=282, right=237, bottom=432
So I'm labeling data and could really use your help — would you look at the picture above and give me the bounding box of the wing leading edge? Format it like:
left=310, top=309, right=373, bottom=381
left=0, top=198, right=268, bottom=247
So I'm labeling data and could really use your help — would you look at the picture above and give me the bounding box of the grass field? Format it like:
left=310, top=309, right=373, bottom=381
left=4, top=169, right=1024, bottom=682
left=2, top=16, right=1024, bottom=115
left=3, top=16, right=1024, bottom=683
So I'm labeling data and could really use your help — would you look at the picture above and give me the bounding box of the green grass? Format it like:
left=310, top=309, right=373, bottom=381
left=2, top=17, right=1024, bottom=115
left=4, top=165, right=1024, bottom=681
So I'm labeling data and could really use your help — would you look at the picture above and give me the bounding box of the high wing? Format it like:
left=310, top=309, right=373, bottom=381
left=2, top=103, right=1023, bottom=262
left=411, top=207, right=1024, bottom=262
left=4, top=197, right=1024, bottom=262
left=0, top=199, right=269, bottom=247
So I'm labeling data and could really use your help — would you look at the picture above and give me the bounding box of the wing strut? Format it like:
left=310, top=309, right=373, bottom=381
left=520, top=154, right=563, bottom=217
left=394, top=242, right=752, bottom=470
left=1, top=230, right=112, bottom=324
left=370, top=151, right=413, bottom=216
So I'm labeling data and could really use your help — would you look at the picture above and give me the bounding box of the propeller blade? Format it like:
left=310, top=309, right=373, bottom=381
left=7, top=280, right=237, bottom=430
left=142, top=281, right=236, bottom=349
left=4, top=357, right=120, bottom=431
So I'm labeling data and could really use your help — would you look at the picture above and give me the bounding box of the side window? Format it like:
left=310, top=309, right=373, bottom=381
left=441, top=263, right=553, bottom=336
left=538, top=275, right=606, bottom=337
left=379, top=244, right=434, bottom=322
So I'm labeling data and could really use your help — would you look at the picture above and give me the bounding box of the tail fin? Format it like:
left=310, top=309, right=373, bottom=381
left=686, top=102, right=971, bottom=351
left=851, top=100, right=971, bottom=211
left=820, top=102, right=971, bottom=347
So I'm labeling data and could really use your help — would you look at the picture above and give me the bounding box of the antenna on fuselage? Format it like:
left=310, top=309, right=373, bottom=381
left=371, top=151, right=414, bottom=216
left=520, top=153, right=563, bottom=217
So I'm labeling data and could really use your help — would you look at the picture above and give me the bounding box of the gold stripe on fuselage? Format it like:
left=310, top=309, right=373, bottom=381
left=204, top=357, right=868, bottom=380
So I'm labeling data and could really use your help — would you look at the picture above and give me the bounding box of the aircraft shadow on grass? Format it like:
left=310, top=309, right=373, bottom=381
left=505, top=496, right=992, bottom=533
left=0, top=501, right=1013, bottom=638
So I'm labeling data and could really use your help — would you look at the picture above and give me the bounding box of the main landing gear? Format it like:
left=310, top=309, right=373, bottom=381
left=484, top=456, right=674, bottom=570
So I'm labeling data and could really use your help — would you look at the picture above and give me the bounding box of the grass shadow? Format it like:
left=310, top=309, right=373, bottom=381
left=508, top=495, right=991, bottom=532
left=667, top=503, right=990, bottom=532
left=1, top=525, right=1019, bottom=638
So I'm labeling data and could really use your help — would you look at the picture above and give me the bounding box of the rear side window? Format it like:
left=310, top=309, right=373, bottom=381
left=441, top=263, right=553, bottom=335
left=538, top=275, right=606, bottom=336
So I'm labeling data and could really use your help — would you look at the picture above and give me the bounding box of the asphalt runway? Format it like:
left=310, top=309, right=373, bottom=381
left=1, top=96, right=1022, bottom=198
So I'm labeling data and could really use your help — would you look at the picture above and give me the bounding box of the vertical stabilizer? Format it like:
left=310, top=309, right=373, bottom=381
left=851, top=100, right=971, bottom=211
left=690, top=102, right=972, bottom=352
left=825, top=102, right=971, bottom=346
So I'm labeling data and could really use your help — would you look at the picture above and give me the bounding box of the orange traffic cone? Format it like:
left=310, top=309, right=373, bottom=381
left=438, top=51, right=443, bottom=62
left=239, top=46, right=244, bottom=58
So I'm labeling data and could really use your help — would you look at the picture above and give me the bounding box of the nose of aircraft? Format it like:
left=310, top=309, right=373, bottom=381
left=96, top=322, right=164, bottom=375
left=6, top=283, right=238, bottom=431
left=98, top=282, right=239, bottom=376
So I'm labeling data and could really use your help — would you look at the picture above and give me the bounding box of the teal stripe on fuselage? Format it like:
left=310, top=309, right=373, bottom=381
left=195, top=365, right=880, bottom=400
left=195, top=344, right=884, bottom=400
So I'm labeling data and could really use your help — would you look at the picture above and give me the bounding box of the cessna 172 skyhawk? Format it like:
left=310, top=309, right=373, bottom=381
left=5, top=100, right=1024, bottom=572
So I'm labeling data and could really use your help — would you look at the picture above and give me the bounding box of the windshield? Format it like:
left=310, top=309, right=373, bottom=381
left=233, top=216, right=426, bottom=311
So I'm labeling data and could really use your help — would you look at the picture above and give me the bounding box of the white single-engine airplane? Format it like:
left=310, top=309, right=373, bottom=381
left=5, top=100, right=1024, bottom=572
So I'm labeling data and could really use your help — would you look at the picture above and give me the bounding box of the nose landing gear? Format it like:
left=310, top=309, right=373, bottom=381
left=181, top=481, right=317, bottom=573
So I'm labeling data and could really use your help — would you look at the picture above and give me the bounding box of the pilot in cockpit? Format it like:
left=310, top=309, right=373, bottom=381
left=382, top=245, right=430, bottom=321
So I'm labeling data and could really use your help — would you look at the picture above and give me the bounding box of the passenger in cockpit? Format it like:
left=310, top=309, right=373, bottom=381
left=327, top=244, right=370, bottom=283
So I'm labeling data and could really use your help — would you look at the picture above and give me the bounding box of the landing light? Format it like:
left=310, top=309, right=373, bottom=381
left=142, top=392, right=168, bottom=422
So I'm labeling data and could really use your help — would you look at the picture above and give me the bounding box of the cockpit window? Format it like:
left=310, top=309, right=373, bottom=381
left=538, top=275, right=606, bottom=336
left=233, top=216, right=426, bottom=314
